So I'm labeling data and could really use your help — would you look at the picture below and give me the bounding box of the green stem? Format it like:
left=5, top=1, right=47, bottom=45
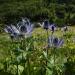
left=53, top=47, right=56, bottom=75
left=45, top=30, right=49, bottom=75
left=28, top=57, right=30, bottom=75
left=16, top=62, right=18, bottom=75
left=54, top=50, right=55, bottom=67
left=22, top=52, right=23, bottom=61
left=46, top=30, right=49, bottom=55
left=10, top=51, right=13, bottom=62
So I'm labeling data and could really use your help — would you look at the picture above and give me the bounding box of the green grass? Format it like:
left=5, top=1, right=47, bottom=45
left=0, top=26, right=75, bottom=61
left=0, top=26, right=75, bottom=75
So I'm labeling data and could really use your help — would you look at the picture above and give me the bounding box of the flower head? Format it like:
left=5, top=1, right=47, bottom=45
left=43, top=20, right=49, bottom=30
left=18, top=18, right=34, bottom=36
left=53, top=37, right=59, bottom=47
left=4, top=25, right=21, bottom=39
left=4, top=18, right=34, bottom=39
left=61, top=26, right=68, bottom=32
left=49, top=24, right=56, bottom=32
left=48, top=36, right=64, bottom=48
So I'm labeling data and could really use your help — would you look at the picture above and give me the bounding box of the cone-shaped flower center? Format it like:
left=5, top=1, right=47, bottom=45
left=52, top=25, right=54, bottom=32
left=44, top=20, right=49, bottom=30
left=53, top=38, right=58, bottom=46
left=20, top=25, right=27, bottom=33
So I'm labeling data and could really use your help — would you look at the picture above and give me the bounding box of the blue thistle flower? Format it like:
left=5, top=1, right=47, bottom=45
left=4, top=18, right=34, bottom=39
left=49, top=24, right=56, bottom=33
left=53, top=37, right=59, bottom=47
left=61, top=26, right=68, bottom=32
left=48, top=36, right=64, bottom=48
left=4, top=25, right=19, bottom=39
left=18, top=18, right=34, bottom=35
left=43, top=20, right=49, bottom=30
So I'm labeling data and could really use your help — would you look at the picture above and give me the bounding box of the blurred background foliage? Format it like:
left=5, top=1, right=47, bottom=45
left=0, top=0, right=75, bottom=28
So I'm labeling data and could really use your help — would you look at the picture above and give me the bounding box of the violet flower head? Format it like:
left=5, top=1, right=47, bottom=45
left=48, top=36, right=64, bottom=48
left=49, top=24, right=56, bottom=32
left=4, top=25, right=21, bottom=39
left=64, top=26, right=68, bottom=32
left=18, top=18, right=34, bottom=36
left=43, top=20, right=49, bottom=30
left=4, top=18, right=34, bottom=39
left=61, top=26, right=68, bottom=32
